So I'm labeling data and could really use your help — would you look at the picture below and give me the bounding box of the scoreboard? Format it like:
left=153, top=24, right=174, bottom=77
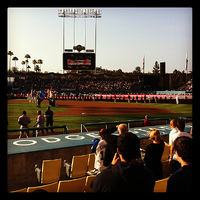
left=63, top=53, right=95, bottom=71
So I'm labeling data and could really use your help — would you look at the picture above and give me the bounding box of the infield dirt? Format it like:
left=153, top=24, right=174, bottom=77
left=7, top=99, right=175, bottom=116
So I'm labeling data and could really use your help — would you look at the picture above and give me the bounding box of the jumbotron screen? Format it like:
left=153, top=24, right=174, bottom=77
left=63, top=53, right=95, bottom=70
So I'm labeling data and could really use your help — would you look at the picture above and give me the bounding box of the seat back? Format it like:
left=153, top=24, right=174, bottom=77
left=41, top=158, right=62, bottom=184
left=71, top=155, right=89, bottom=178
left=10, top=188, right=27, bottom=193
left=87, top=153, right=95, bottom=171
left=154, top=177, right=170, bottom=192
left=27, top=182, right=58, bottom=193
left=162, top=159, right=171, bottom=178
left=84, top=175, right=96, bottom=192
left=161, top=146, right=170, bottom=161
left=57, top=177, right=86, bottom=193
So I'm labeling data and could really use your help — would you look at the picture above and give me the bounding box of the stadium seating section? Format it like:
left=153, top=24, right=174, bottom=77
left=11, top=147, right=173, bottom=193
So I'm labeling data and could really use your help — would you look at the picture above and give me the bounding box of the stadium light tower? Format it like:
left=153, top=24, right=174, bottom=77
left=58, top=8, right=102, bottom=73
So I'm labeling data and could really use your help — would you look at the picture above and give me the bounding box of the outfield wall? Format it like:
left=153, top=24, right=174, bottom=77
left=7, top=94, right=192, bottom=104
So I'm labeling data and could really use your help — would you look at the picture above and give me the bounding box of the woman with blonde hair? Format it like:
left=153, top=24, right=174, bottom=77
left=144, top=128, right=165, bottom=180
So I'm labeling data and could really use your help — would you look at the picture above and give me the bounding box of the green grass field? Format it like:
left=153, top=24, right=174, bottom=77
left=7, top=100, right=68, bottom=116
left=7, top=100, right=192, bottom=135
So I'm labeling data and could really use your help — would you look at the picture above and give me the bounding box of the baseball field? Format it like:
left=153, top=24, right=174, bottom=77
left=7, top=99, right=192, bottom=137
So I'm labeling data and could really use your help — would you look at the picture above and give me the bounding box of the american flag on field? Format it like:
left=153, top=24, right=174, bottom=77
left=47, top=89, right=50, bottom=97
left=30, top=89, right=33, bottom=97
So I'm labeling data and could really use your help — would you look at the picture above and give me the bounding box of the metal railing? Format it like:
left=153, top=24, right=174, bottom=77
left=81, top=118, right=170, bottom=133
left=178, top=116, right=192, bottom=120
left=7, top=125, right=69, bottom=137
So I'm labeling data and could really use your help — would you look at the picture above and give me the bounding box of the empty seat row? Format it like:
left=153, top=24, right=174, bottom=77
left=10, top=147, right=172, bottom=192
left=11, top=175, right=96, bottom=193
left=11, top=175, right=170, bottom=193
left=35, top=153, right=95, bottom=184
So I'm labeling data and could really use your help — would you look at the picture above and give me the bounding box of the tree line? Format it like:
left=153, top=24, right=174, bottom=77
left=7, top=51, right=43, bottom=73
left=7, top=50, right=190, bottom=75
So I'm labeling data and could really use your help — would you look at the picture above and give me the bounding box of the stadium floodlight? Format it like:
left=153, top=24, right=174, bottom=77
left=58, top=8, right=101, bottom=73
left=58, top=8, right=102, bottom=52
left=58, top=8, right=101, bottom=18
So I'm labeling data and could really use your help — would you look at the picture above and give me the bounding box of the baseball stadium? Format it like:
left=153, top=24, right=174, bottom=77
left=7, top=8, right=193, bottom=193
left=7, top=89, right=193, bottom=192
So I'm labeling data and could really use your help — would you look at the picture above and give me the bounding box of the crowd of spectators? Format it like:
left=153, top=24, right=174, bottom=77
left=75, top=79, right=140, bottom=91
left=185, top=79, right=193, bottom=91
left=177, top=78, right=193, bottom=92
left=12, top=77, right=141, bottom=92
left=90, top=119, right=192, bottom=192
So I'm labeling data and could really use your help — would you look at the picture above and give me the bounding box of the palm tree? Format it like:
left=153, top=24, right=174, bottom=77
left=7, top=51, right=14, bottom=83
left=7, top=51, right=14, bottom=73
left=37, top=59, right=43, bottom=72
left=27, top=65, right=31, bottom=72
left=12, top=56, right=18, bottom=68
left=12, top=67, right=18, bottom=73
left=21, top=61, right=25, bottom=71
left=34, top=65, right=40, bottom=73
left=25, top=59, right=29, bottom=72
left=24, top=54, right=31, bottom=72
left=32, top=59, right=37, bottom=72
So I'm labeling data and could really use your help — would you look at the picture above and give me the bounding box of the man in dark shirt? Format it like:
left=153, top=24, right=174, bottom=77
left=44, top=106, right=54, bottom=133
left=101, top=124, right=128, bottom=167
left=90, top=132, right=155, bottom=192
left=167, top=136, right=193, bottom=192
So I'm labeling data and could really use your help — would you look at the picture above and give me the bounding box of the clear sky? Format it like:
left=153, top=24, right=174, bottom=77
left=7, top=7, right=192, bottom=73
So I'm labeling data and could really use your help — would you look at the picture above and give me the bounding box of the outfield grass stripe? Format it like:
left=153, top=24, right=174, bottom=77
left=7, top=101, right=192, bottom=135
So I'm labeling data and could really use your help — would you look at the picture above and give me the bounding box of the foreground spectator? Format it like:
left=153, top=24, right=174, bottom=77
left=167, top=136, right=193, bottom=192
left=91, top=138, right=100, bottom=153
left=170, top=120, right=192, bottom=171
left=90, top=132, right=155, bottom=192
left=164, top=119, right=178, bottom=159
left=144, top=128, right=165, bottom=180
left=94, top=128, right=107, bottom=172
left=167, top=119, right=178, bottom=147
left=101, top=124, right=128, bottom=167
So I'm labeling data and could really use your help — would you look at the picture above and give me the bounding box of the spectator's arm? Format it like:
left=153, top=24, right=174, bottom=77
left=101, top=126, right=117, bottom=142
